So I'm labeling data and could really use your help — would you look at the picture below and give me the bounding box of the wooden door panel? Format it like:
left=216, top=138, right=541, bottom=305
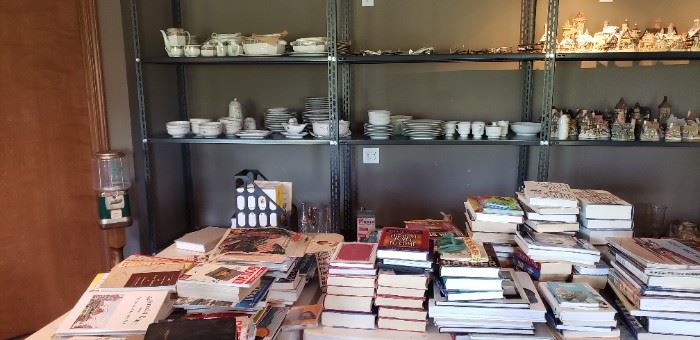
left=0, top=0, right=107, bottom=337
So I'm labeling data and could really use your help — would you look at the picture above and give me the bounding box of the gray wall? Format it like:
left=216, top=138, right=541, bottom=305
left=99, top=0, right=700, bottom=252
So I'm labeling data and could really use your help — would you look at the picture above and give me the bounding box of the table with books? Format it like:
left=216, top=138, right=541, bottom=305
left=30, top=181, right=700, bottom=340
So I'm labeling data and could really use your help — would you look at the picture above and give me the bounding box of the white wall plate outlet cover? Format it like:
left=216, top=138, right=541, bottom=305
left=363, top=148, right=379, bottom=164
left=362, top=0, right=374, bottom=7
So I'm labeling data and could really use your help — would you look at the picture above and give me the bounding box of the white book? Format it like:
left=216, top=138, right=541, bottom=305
left=328, top=267, right=377, bottom=276
left=378, top=307, right=427, bottom=320
left=525, top=219, right=579, bottom=233
left=573, top=189, right=632, bottom=220
left=561, top=329, right=620, bottom=338
left=326, top=275, right=376, bottom=288
left=465, top=217, right=519, bottom=233
left=376, top=286, right=426, bottom=298
left=443, top=277, right=503, bottom=291
left=376, top=249, right=427, bottom=261
left=377, top=271, right=428, bottom=290
left=267, top=279, right=305, bottom=303
left=375, top=295, right=425, bottom=309
left=175, top=226, right=227, bottom=253
left=321, top=311, right=376, bottom=329
left=440, top=266, right=500, bottom=278
left=517, top=192, right=580, bottom=215
left=579, top=227, right=633, bottom=245
left=631, top=309, right=700, bottom=321
left=537, top=282, right=616, bottom=322
left=324, top=294, right=373, bottom=313
left=381, top=258, right=433, bottom=269
left=525, top=213, right=578, bottom=223
left=56, top=291, right=171, bottom=336
left=581, top=218, right=633, bottom=229
left=378, top=317, right=426, bottom=332
left=523, top=181, right=578, bottom=208
left=326, top=285, right=375, bottom=297
left=445, top=290, right=504, bottom=301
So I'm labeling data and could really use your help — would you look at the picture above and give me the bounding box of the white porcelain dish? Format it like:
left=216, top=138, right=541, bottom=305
left=511, top=122, right=542, bottom=135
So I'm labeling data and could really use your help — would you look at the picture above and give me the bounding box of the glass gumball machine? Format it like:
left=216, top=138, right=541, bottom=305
left=93, top=151, right=132, bottom=264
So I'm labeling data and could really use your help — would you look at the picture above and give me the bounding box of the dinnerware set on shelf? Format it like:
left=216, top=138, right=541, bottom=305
left=161, top=28, right=328, bottom=57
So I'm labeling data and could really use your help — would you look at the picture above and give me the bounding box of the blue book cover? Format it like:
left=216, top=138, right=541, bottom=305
left=546, top=282, right=607, bottom=308
left=235, top=277, right=273, bottom=308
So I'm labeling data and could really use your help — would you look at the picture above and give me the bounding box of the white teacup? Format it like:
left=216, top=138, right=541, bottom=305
left=243, top=117, right=257, bottom=130
left=184, top=44, right=201, bottom=57
left=282, top=123, right=306, bottom=134
left=457, top=121, right=471, bottom=136
left=472, top=121, right=486, bottom=138
left=166, top=121, right=190, bottom=137
left=497, top=120, right=509, bottom=137
left=189, top=118, right=212, bottom=135
left=199, top=122, right=222, bottom=138
left=368, top=110, right=391, bottom=125
left=486, top=125, right=502, bottom=139
left=445, top=121, right=457, bottom=136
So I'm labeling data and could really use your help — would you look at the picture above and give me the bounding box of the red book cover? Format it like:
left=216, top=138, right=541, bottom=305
left=378, top=228, right=430, bottom=253
left=330, top=242, right=378, bottom=266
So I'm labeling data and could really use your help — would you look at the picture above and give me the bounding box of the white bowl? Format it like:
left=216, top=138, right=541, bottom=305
left=166, top=124, right=190, bottom=137
left=198, top=122, right=222, bottom=137
left=485, top=126, right=502, bottom=139
left=368, top=110, right=391, bottom=125
left=243, top=40, right=287, bottom=55
left=292, top=44, right=327, bottom=53
left=511, top=122, right=542, bottom=135
left=312, top=120, right=350, bottom=137
left=282, top=123, right=307, bottom=134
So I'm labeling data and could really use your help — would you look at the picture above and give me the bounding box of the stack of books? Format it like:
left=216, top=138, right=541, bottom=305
left=437, top=239, right=503, bottom=302
left=514, top=227, right=600, bottom=281
left=573, top=189, right=633, bottom=245
left=539, top=282, right=619, bottom=339
left=175, top=262, right=268, bottom=302
left=517, top=181, right=580, bottom=235
left=173, top=276, right=273, bottom=316
left=465, top=195, right=524, bottom=266
left=607, top=237, right=700, bottom=338
left=266, top=259, right=307, bottom=305
left=429, top=269, right=548, bottom=337
left=572, top=262, right=610, bottom=290
left=375, top=227, right=432, bottom=332
left=322, top=242, right=378, bottom=330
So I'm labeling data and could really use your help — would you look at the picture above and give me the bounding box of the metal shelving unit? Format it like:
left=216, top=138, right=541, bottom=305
left=127, top=0, right=700, bottom=251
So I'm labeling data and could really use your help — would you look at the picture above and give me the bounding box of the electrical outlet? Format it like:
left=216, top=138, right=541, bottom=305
left=363, top=148, right=379, bottom=164
left=362, top=0, right=374, bottom=7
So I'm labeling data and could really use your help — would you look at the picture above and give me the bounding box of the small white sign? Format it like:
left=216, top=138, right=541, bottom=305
left=599, top=0, right=613, bottom=2
left=362, top=0, right=374, bottom=7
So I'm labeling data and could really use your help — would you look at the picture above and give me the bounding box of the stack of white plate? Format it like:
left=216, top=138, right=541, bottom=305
left=364, top=123, right=393, bottom=140
left=303, top=97, right=330, bottom=126
left=402, top=119, right=444, bottom=140
left=264, top=107, right=294, bottom=132
left=390, top=115, right=413, bottom=136
left=235, top=130, right=271, bottom=139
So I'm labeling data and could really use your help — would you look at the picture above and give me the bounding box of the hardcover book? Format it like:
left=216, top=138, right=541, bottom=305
left=179, top=263, right=267, bottom=288
left=544, top=282, right=609, bottom=309
left=281, top=304, right=323, bottom=331
left=517, top=228, right=598, bottom=255
left=440, top=237, right=489, bottom=263
left=378, top=227, right=430, bottom=253
left=99, top=255, right=194, bottom=291
left=476, top=195, right=524, bottom=215
left=56, top=290, right=171, bottom=336
left=144, top=318, right=237, bottom=340
left=465, top=197, right=524, bottom=224
left=608, top=237, right=700, bottom=270
left=404, top=219, right=464, bottom=241
left=330, top=242, right=378, bottom=268
left=523, top=181, right=578, bottom=208
left=572, top=189, right=632, bottom=220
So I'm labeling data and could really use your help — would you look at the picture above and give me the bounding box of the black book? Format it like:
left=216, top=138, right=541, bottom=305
left=145, top=318, right=236, bottom=340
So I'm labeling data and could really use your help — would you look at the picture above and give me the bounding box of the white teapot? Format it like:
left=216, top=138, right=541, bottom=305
left=160, top=28, right=190, bottom=57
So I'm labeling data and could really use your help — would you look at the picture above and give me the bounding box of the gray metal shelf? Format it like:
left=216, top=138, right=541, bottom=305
left=148, top=135, right=332, bottom=145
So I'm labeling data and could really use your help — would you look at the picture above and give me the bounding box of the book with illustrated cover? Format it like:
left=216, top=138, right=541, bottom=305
left=545, top=282, right=609, bottom=309
left=440, top=238, right=490, bottom=263
left=378, top=227, right=430, bottom=253
left=404, top=218, right=464, bottom=241
left=214, top=227, right=309, bottom=263
left=56, top=290, right=171, bottom=336
left=330, top=242, right=378, bottom=268
left=476, top=196, right=524, bottom=215
left=179, top=263, right=267, bottom=288
left=523, top=181, right=578, bottom=208
left=99, top=255, right=194, bottom=292
left=608, top=237, right=700, bottom=271
left=465, top=197, right=524, bottom=224
left=517, top=228, right=598, bottom=255
left=280, top=304, right=323, bottom=331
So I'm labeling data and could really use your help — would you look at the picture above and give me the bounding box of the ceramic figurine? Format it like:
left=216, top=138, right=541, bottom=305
left=641, top=119, right=661, bottom=141
left=638, top=32, right=657, bottom=51
left=617, top=21, right=636, bottom=51
left=559, top=36, right=576, bottom=52
left=611, top=110, right=634, bottom=141
left=658, top=96, right=672, bottom=126
left=561, top=20, right=576, bottom=40
left=614, top=98, right=627, bottom=116
left=594, top=114, right=611, bottom=140
left=688, top=19, right=700, bottom=42
left=578, top=110, right=597, bottom=140
left=665, top=116, right=684, bottom=142
left=693, top=37, right=700, bottom=52
left=550, top=108, right=561, bottom=139
left=568, top=112, right=578, bottom=137
left=573, top=12, right=587, bottom=35
left=683, top=118, right=700, bottom=142
left=576, top=30, right=594, bottom=51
